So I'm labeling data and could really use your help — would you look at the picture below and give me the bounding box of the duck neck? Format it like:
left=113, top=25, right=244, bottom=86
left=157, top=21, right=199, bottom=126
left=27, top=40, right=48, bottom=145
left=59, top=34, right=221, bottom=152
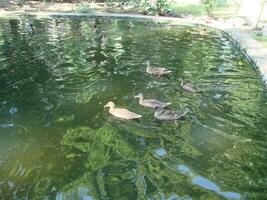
left=139, top=96, right=144, bottom=104
left=146, top=65, right=151, bottom=72
left=180, top=79, right=184, bottom=86
left=109, top=105, right=115, bottom=111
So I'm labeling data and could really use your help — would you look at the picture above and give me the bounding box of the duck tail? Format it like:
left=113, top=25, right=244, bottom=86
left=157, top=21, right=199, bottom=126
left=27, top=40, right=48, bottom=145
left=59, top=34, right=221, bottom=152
left=166, top=102, right=172, bottom=107
left=196, top=87, right=203, bottom=93
left=183, top=108, right=190, bottom=116
left=165, top=70, right=172, bottom=74
left=178, top=108, right=189, bottom=118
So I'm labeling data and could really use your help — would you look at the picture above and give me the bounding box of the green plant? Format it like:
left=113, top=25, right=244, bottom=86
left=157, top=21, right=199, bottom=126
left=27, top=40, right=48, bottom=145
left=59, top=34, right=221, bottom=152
left=75, top=3, right=92, bottom=13
left=156, top=0, right=171, bottom=15
left=15, top=0, right=25, bottom=5
left=141, top=0, right=172, bottom=16
left=106, top=0, right=114, bottom=9
left=201, top=0, right=216, bottom=17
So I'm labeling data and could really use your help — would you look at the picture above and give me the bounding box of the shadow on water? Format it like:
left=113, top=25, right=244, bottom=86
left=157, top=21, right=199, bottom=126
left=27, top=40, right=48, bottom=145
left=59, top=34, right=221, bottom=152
left=0, top=16, right=267, bottom=199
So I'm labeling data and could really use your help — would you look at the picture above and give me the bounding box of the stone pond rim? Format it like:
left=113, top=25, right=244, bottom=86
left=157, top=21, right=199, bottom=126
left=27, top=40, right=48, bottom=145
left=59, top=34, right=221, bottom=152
left=1, top=11, right=267, bottom=88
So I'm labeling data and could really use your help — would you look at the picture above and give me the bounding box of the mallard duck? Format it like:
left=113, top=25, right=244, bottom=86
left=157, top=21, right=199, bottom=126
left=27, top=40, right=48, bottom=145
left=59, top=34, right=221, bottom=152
left=104, top=101, right=142, bottom=120
left=154, top=107, right=189, bottom=121
left=134, top=93, right=171, bottom=109
left=180, top=79, right=201, bottom=93
left=145, top=60, right=172, bottom=77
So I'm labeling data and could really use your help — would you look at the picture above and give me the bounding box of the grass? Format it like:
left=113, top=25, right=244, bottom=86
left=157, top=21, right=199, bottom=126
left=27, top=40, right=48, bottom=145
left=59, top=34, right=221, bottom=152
left=170, top=3, right=204, bottom=16
left=213, top=4, right=236, bottom=18
left=170, top=3, right=236, bottom=18
left=251, top=33, right=267, bottom=48
left=250, top=20, right=267, bottom=48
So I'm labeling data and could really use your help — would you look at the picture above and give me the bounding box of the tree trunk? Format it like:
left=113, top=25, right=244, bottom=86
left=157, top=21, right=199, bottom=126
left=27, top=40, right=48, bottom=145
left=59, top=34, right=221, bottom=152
left=255, top=1, right=266, bottom=28
left=238, top=0, right=262, bottom=26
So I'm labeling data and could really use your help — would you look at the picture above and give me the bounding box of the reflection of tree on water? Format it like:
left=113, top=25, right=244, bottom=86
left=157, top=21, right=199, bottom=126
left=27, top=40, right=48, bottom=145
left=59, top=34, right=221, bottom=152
left=0, top=19, right=58, bottom=127
left=56, top=122, right=241, bottom=200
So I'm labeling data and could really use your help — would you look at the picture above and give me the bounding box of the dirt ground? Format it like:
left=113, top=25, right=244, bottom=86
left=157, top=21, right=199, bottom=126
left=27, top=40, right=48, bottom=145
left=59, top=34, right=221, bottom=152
left=0, top=1, right=138, bottom=13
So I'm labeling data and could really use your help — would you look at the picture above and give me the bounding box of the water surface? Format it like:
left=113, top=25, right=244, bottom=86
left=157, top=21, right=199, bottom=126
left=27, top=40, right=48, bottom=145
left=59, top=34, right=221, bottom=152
left=0, top=16, right=267, bottom=200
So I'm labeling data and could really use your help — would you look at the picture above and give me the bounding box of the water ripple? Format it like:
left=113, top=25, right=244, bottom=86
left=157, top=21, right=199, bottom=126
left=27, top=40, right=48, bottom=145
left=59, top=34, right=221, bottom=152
left=0, top=17, right=266, bottom=200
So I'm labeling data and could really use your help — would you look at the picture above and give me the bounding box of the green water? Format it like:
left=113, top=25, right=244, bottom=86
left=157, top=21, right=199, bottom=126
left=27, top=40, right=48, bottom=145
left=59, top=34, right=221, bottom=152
left=0, top=16, right=267, bottom=200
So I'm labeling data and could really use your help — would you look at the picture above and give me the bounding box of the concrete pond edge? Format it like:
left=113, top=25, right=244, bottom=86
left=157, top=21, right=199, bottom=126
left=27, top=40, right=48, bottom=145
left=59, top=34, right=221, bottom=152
left=1, top=11, right=267, bottom=88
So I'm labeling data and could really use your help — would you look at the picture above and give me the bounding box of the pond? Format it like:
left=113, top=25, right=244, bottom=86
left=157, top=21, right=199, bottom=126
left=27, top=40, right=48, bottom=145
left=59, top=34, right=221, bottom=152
left=0, top=16, right=267, bottom=200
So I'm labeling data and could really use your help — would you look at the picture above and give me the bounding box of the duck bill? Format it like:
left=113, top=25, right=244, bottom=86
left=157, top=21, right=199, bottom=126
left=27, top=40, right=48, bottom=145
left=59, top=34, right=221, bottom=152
left=104, top=104, right=109, bottom=108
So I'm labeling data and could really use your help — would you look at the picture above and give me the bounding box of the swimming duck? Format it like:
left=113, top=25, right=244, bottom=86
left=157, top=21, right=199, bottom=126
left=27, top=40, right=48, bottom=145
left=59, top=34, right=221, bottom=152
left=134, top=93, right=171, bottom=109
left=154, top=107, right=189, bottom=121
left=180, top=79, right=201, bottom=93
left=145, top=60, right=172, bottom=77
left=104, top=101, right=142, bottom=120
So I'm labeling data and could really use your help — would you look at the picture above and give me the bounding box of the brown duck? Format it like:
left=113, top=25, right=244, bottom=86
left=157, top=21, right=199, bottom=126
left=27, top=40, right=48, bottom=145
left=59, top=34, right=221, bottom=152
left=154, top=107, right=189, bottom=121
left=180, top=79, right=201, bottom=93
left=145, top=60, right=172, bottom=77
left=104, top=101, right=142, bottom=120
left=134, top=93, right=171, bottom=109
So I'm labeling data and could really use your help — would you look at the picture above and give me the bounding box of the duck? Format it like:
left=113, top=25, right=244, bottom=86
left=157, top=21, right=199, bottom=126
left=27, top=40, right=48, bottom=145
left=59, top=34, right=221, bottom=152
left=180, top=78, right=201, bottom=93
left=134, top=93, right=171, bottom=109
left=154, top=107, right=189, bottom=121
left=104, top=101, right=142, bottom=120
left=145, top=60, right=172, bottom=77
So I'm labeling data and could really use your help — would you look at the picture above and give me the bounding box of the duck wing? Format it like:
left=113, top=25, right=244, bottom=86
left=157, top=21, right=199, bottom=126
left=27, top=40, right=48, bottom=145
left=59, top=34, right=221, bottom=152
left=154, top=109, right=176, bottom=120
left=175, top=109, right=188, bottom=118
left=161, top=68, right=172, bottom=73
left=182, top=83, right=200, bottom=92
left=143, top=99, right=171, bottom=108
left=154, top=109, right=188, bottom=120
left=149, top=66, right=171, bottom=75
left=155, top=67, right=172, bottom=74
left=110, top=108, right=142, bottom=120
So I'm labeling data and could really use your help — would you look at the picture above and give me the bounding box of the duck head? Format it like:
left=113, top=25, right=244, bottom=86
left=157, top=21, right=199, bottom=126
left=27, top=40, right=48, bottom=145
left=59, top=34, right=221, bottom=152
left=134, top=93, right=143, bottom=99
left=143, top=60, right=150, bottom=66
left=104, top=101, right=115, bottom=109
left=178, top=78, right=185, bottom=85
